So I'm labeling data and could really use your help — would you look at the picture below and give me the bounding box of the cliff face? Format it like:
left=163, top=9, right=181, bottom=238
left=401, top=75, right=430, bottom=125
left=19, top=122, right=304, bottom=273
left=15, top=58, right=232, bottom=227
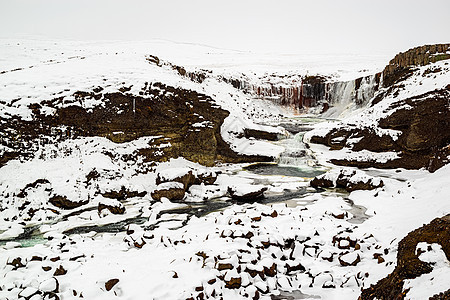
left=306, top=43, right=450, bottom=172
left=383, top=43, right=450, bottom=87
left=226, top=74, right=381, bottom=113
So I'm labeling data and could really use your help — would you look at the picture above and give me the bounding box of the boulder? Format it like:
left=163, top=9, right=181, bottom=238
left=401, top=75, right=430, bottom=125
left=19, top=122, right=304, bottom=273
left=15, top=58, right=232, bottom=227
left=98, top=198, right=125, bottom=215
left=49, top=195, right=88, bottom=210
left=151, top=182, right=185, bottom=201
left=310, top=169, right=383, bottom=192
left=228, top=184, right=268, bottom=201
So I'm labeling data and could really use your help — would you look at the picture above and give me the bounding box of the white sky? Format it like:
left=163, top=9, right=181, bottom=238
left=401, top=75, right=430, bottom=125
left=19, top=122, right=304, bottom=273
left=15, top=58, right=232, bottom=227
left=1, top=0, right=449, bottom=56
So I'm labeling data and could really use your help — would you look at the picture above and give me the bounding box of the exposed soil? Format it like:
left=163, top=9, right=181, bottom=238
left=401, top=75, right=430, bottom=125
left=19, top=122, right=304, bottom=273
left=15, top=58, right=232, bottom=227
left=359, top=214, right=450, bottom=300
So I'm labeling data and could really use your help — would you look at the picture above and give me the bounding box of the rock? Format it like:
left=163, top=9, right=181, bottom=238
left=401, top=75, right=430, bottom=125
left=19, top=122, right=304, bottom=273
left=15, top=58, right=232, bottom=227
left=102, top=186, right=146, bottom=200
left=217, top=263, right=233, bottom=271
left=1, top=83, right=274, bottom=168
left=156, top=168, right=196, bottom=190
left=49, top=195, right=88, bottom=210
left=309, top=87, right=450, bottom=172
left=98, top=198, right=125, bottom=215
left=151, top=182, right=185, bottom=201
left=339, top=252, right=361, bottom=266
left=53, top=265, right=67, bottom=276
left=224, top=277, right=241, bottom=289
left=227, top=184, right=268, bottom=201
left=18, top=287, right=40, bottom=299
left=360, top=214, right=450, bottom=299
left=311, top=169, right=383, bottom=192
left=383, top=44, right=450, bottom=87
left=7, top=257, right=25, bottom=269
left=243, top=128, right=279, bottom=141
left=105, top=278, right=119, bottom=291
left=39, top=277, right=59, bottom=293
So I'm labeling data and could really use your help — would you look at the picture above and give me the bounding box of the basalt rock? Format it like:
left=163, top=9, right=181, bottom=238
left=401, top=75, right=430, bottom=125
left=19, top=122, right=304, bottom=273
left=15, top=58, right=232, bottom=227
left=359, top=214, right=450, bottom=300
left=49, top=195, right=88, bottom=210
left=383, top=44, right=450, bottom=87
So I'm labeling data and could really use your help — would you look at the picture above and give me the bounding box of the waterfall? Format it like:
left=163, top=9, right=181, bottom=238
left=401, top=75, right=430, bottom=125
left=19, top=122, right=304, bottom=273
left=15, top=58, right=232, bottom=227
left=277, top=132, right=317, bottom=168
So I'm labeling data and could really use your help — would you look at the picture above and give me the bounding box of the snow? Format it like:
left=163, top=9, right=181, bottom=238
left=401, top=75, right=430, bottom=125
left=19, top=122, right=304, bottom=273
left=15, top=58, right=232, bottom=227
left=404, top=243, right=450, bottom=299
left=0, top=38, right=448, bottom=300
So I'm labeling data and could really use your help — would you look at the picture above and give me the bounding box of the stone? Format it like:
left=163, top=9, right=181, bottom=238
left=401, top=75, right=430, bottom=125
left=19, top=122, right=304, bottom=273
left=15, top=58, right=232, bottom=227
left=98, top=199, right=125, bottom=215
left=39, top=277, right=59, bottom=293
left=105, top=279, right=119, bottom=291
left=338, top=252, right=361, bottom=266
left=49, top=195, right=88, bottom=210
left=227, top=185, right=268, bottom=201
left=151, top=182, right=185, bottom=201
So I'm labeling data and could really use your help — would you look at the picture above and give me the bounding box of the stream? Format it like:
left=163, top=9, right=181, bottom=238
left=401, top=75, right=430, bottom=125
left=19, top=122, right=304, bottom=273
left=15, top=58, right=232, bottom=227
left=1, top=117, right=370, bottom=247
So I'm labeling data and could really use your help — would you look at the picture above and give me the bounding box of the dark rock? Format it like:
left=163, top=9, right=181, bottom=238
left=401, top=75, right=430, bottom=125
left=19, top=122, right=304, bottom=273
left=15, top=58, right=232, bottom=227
left=228, top=185, right=268, bottom=202
left=7, top=257, right=25, bottom=269
left=105, top=279, right=119, bottom=291
left=98, top=201, right=125, bottom=215
left=1, top=83, right=274, bottom=168
left=49, top=195, right=88, bottom=210
left=156, top=170, right=196, bottom=190
left=359, top=214, right=450, bottom=300
left=243, top=128, right=279, bottom=141
left=151, top=182, right=185, bottom=201
left=53, top=265, right=67, bottom=276
left=224, top=277, right=241, bottom=289
left=383, top=44, right=450, bottom=87
left=339, top=253, right=361, bottom=266
left=311, top=169, right=383, bottom=192
left=102, top=186, right=146, bottom=201
left=217, top=263, right=233, bottom=271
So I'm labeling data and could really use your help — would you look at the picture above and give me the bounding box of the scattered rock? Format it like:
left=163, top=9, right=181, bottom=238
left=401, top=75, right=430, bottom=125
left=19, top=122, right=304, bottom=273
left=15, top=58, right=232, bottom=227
left=225, top=277, right=241, bottom=289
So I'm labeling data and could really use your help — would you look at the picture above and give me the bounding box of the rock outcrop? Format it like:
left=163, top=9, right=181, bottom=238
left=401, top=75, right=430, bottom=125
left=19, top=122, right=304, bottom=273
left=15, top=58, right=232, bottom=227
left=309, top=87, right=450, bottom=172
left=0, top=83, right=273, bottom=168
left=383, top=44, right=450, bottom=87
left=359, top=215, right=450, bottom=300
left=310, top=169, right=384, bottom=192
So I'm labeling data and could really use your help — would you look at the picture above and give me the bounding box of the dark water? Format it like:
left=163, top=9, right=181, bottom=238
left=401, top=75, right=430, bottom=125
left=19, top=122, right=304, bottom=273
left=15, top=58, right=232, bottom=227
left=244, top=163, right=326, bottom=178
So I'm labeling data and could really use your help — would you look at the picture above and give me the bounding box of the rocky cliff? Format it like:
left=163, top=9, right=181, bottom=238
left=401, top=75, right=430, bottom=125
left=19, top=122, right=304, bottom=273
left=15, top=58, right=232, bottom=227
left=383, top=43, right=450, bottom=87
left=306, top=43, right=450, bottom=172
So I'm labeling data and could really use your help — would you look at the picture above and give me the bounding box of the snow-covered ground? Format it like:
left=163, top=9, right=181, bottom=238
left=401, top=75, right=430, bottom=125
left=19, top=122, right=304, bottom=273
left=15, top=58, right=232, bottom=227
left=0, top=39, right=448, bottom=300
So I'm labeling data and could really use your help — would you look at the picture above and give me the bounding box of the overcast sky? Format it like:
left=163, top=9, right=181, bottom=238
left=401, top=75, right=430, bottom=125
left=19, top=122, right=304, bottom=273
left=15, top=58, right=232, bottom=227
left=1, top=0, right=449, bottom=55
